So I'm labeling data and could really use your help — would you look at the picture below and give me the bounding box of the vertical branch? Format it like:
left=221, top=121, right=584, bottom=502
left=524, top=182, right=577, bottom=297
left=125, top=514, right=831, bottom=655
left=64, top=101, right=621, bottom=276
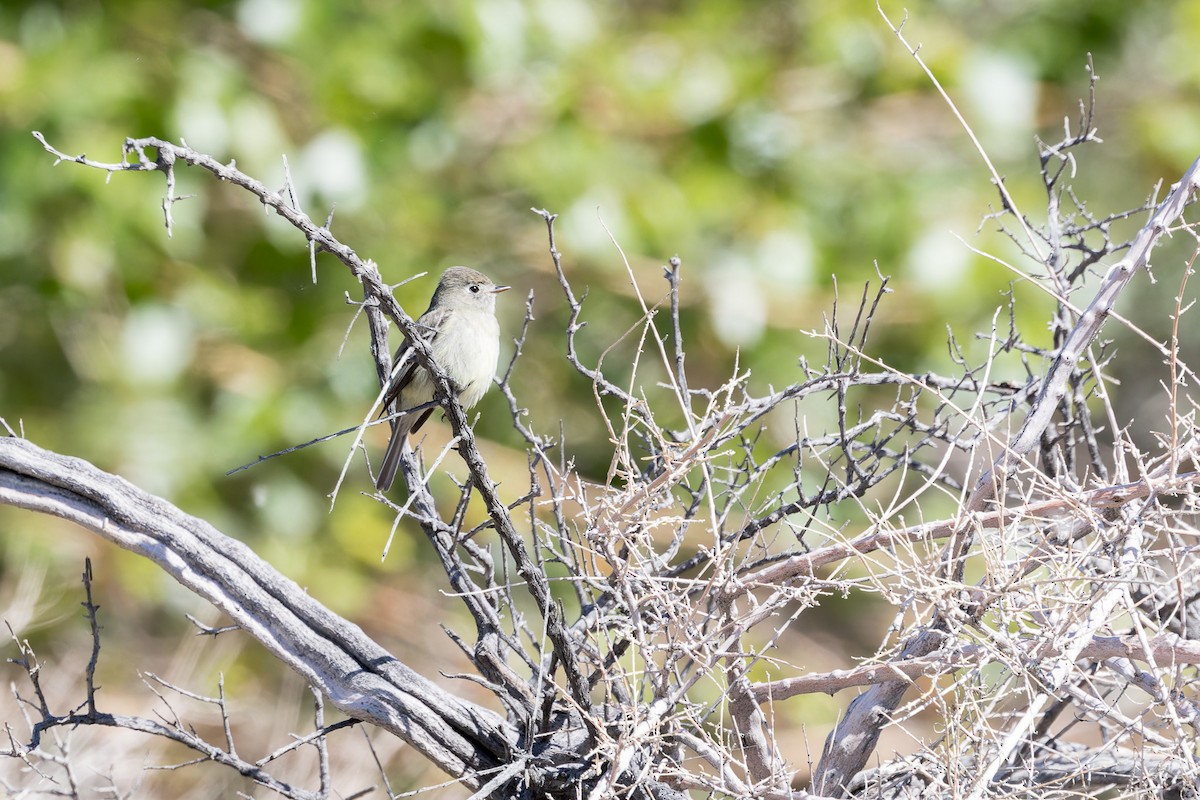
left=312, top=689, right=331, bottom=797
left=726, top=660, right=785, bottom=792
left=665, top=256, right=691, bottom=419
left=80, top=558, right=101, bottom=717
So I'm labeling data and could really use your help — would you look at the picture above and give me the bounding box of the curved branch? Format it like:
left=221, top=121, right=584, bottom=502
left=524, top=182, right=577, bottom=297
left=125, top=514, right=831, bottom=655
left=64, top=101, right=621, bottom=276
left=0, top=436, right=516, bottom=787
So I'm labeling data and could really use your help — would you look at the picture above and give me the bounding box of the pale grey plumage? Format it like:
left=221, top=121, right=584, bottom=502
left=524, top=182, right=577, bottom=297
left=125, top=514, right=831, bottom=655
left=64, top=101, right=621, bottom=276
left=375, top=267, right=509, bottom=492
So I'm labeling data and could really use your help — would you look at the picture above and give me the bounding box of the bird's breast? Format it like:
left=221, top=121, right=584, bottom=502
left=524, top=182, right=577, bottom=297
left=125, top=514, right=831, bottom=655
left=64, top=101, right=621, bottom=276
left=431, top=313, right=500, bottom=409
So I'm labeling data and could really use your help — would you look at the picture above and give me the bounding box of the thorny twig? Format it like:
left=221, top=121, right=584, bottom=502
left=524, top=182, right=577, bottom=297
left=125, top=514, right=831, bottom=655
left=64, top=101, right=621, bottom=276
left=5, top=566, right=356, bottom=799
left=18, top=76, right=1200, bottom=800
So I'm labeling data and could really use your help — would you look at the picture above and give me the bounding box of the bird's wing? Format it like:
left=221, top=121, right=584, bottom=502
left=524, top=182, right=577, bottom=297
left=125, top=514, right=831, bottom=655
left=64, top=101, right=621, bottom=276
left=380, top=309, right=447, bottom=411
left=408, top=406, right=436, bottom=435
left=381, top=347, right=419, bottom=412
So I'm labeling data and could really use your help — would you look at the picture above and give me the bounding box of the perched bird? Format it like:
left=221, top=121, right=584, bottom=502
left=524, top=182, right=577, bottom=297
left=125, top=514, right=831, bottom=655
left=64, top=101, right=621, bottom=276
left=375, top=267, right=510, bottom=492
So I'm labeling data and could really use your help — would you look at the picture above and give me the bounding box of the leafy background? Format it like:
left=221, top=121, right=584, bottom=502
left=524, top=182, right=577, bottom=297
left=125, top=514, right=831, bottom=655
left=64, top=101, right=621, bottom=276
left=1, top=0, right=1198, bottom=795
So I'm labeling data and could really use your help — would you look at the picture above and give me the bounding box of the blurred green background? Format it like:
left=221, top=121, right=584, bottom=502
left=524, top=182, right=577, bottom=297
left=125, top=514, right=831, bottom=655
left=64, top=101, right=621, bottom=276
left=2, top=0, right=1199, bottom=795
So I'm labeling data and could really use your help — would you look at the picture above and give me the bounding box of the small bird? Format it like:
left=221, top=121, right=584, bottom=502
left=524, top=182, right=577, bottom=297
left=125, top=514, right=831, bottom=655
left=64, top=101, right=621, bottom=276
left=375, top=267, right=510, bottom=492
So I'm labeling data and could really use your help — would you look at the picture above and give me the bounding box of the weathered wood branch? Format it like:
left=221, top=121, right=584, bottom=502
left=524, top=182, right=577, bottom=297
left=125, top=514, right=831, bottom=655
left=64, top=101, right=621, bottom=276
left=0, top=436, right=516, bottom=788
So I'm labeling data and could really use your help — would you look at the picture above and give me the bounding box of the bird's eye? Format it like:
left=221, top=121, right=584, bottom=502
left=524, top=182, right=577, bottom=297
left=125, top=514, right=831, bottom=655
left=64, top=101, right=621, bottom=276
left=469, top=284, right=481, bottom=293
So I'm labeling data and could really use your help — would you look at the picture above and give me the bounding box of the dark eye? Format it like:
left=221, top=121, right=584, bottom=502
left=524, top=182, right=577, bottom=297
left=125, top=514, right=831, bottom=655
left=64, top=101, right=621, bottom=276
left=469, top=284, right=481, bottom=294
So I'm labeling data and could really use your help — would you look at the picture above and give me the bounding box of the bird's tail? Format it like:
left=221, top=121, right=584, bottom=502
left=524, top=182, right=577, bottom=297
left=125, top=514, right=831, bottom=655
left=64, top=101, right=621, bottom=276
left=375, top=415, right=415, bottom=492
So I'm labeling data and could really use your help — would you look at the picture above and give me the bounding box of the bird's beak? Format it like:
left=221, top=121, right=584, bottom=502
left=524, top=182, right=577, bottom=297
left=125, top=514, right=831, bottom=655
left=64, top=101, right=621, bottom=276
left=492, top=285, right=512, bottom=294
